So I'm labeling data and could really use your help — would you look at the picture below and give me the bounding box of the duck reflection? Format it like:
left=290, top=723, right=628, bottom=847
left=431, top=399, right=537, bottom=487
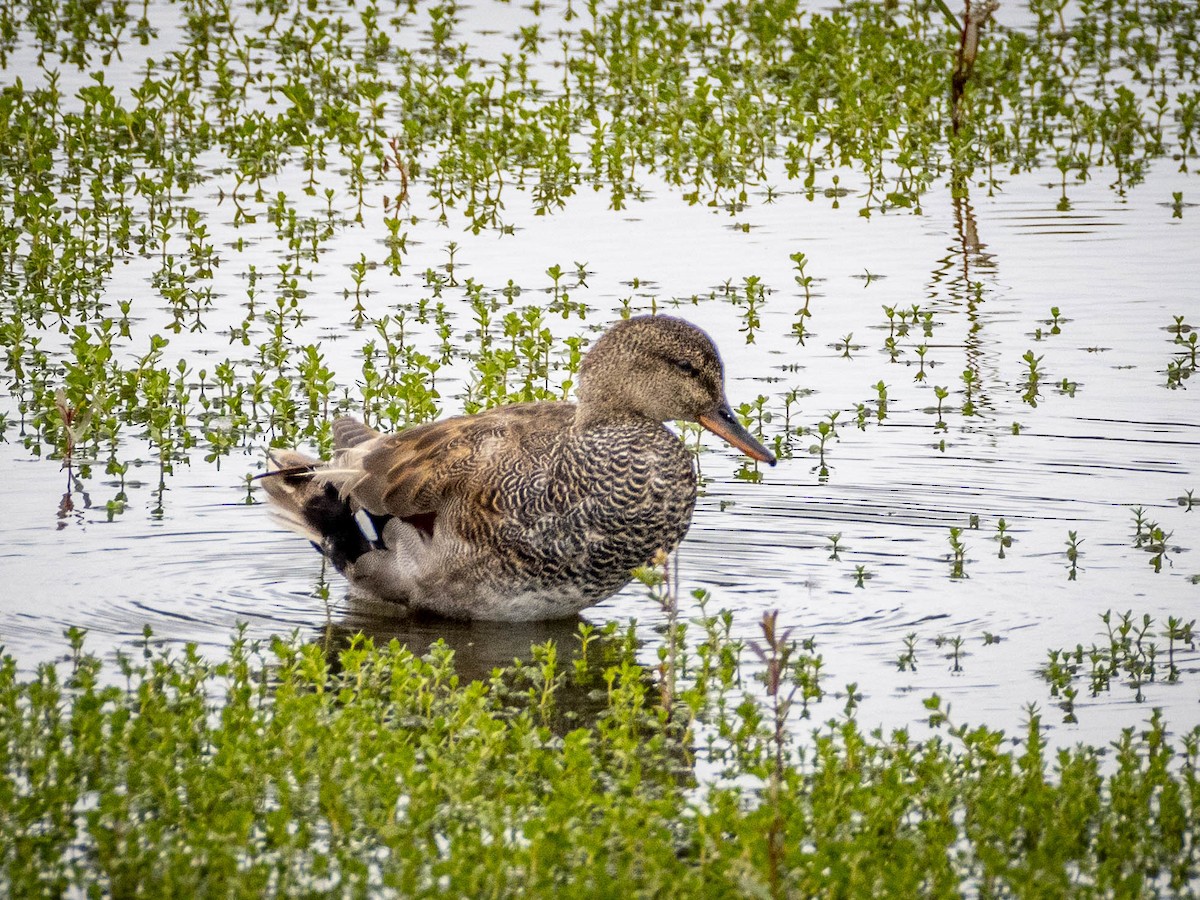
left=319, top=597, right=590, bottom=679
left=309, top=597, right=643, bottom=734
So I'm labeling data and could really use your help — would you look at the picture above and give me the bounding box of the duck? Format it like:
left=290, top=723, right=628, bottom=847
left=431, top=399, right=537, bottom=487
left=261, top=314, right=776, bottom=621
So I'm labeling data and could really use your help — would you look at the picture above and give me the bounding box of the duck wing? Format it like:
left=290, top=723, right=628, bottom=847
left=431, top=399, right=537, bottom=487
left=318, top=406, right=575, bottom=530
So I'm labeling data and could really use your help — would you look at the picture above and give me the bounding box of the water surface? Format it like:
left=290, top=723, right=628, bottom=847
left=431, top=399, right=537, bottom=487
left=0, top=0, right=1196, bottom=750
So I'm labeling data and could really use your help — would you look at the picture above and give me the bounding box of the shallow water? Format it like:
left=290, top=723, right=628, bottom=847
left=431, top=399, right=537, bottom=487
left=1, top=1, right=1198, bottom=750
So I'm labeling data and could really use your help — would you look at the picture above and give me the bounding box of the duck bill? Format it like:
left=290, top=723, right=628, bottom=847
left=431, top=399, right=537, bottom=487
left=698, top=405, right=777, bottom=466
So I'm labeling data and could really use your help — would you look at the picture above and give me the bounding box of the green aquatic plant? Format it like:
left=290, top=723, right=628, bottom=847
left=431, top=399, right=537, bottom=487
left=807, top=410, right=840, bottom=480
left=1, top=0, right=1197, bottom=494
left=1132, top=507, right=1174, bottom=573
left=771, top=387, right=808, bottom=461
left=1065, top=530, right=1083, bottom=581
left=854, top=402, right=870, bottom=431
left=2, top=597, right=1200, bottom=897
left=826, top=533, right=842, bottom=561
left=1163, top=616, right=1196, bottom=683
left=932, top=384, right=950, bottom=430
left=836, top=332, right=855, bottom=359
left=948, top=526, right=968, bottom=579
left=994, top=517, right=1013, bottom=558
left=1057, top=376, right=1079, bottom=398
left=934, top=634, right=968, bottom=673
left=788, top=251, right=815, bottom=345
left=1041, top=646, right=1082, bottom=722
left=1098, top=610, right=1158, bottom=703
left=960, top=367, right=978, bottom=417
left=873, top=380, right=889, bottom=422
left=1020, top=349, right=1045, bottom=407
left=852, top=564, right=870, bottom=588
left=1166, top=314, right=1197, bottom=389
left=1047, top=306, right=1065, bottom=336
left=732, top=275, right=766, bottom=344
left=914, top=343, right=930, bottom=382
left=1041, top=610, right=1195, bottom=718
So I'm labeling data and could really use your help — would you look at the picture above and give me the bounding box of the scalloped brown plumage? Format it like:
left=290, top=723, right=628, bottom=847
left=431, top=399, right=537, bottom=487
left=261, top=315, right=775, bottom=621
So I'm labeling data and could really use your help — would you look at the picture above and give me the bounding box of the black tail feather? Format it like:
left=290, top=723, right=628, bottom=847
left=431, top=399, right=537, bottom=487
left=302, top=483, right=382, bottom=573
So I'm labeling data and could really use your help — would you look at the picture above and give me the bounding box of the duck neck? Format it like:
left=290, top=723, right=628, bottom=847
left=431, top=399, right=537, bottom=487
left=573, top=396, right=645, bottom=430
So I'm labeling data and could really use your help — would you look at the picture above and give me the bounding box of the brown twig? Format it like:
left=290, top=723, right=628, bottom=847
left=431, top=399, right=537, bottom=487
left=386, top=135, right=410, bottom=208
left=951, top=0, right=1000, bottom=135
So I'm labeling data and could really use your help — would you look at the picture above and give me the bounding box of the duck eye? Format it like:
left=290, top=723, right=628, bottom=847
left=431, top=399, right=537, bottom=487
left=669, top=358, right=699, bottom=377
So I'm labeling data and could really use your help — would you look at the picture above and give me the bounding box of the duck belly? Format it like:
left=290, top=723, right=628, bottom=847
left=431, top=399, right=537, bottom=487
left=342, top=517, right=684, bottom=621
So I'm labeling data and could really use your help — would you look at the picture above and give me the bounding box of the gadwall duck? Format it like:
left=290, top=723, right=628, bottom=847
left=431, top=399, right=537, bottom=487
left=261, top=315, right=775, bottom=621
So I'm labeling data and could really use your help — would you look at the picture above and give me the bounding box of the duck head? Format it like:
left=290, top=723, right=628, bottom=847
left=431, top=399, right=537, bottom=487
left=576, top=315, right=777, bottom=465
